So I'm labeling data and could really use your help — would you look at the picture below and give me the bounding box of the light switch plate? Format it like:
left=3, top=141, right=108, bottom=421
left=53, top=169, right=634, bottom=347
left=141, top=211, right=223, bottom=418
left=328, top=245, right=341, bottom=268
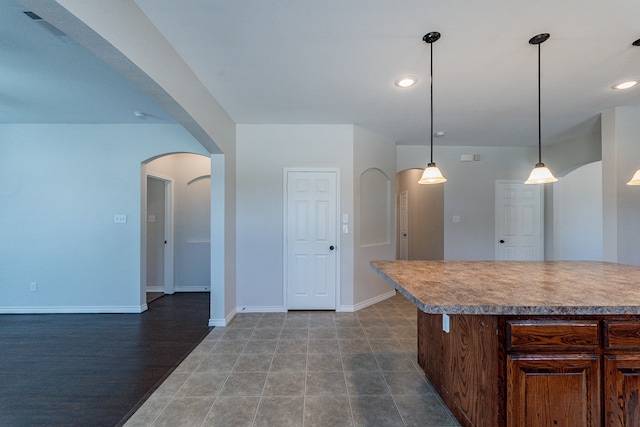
left=114, top=214, right=127, bottom=224
left=442, top=313, right=450, bottom=333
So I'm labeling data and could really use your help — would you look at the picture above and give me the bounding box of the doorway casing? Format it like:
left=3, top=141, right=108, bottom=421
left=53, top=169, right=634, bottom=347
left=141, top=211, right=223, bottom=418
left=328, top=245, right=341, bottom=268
left=145, top=172, right=175, bottom=296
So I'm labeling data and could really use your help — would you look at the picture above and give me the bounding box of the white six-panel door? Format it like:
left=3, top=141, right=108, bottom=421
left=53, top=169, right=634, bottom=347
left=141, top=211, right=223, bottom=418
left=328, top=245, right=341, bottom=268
left=285, top=170, right=338, bottom=310
left=495, top=181, right=543, bottom=260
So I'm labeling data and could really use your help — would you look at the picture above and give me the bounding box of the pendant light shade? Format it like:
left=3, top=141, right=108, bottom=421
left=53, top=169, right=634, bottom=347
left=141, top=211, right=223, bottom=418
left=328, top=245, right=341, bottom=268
left=419, top=163, right=447, bottom=184
left=525, top=163, right=558, bottom=184
left=419, top=31, right=446, bottom=185
left=627, top=169, right=640, bottom=185
left=525, top=33, right=557, bottom=185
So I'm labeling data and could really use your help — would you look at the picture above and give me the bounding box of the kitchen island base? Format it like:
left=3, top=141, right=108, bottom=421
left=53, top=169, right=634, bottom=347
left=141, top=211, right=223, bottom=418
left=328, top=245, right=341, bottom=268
left=418, top=311, right=640, bottom=427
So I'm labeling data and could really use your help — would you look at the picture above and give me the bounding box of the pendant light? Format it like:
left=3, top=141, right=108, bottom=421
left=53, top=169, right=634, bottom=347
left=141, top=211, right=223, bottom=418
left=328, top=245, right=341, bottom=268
left=525, top=33, right=558, bottom=184
left=627, top=38, right=640, bottom=186
left=627, top=170, right=640, bottom=185
left=419, top=31, right=446, bottom=184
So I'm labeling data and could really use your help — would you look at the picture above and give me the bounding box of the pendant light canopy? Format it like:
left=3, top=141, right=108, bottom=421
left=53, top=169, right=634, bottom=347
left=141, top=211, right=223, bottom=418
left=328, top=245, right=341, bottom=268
left=419, top=31, right=446, bottom=184
left=525, top=33, right=557, bottom=185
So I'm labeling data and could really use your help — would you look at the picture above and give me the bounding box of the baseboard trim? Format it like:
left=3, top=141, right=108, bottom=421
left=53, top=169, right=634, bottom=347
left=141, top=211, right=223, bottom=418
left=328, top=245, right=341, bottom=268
left=235, top=306, right=287, bottom=313
left=174, top=286, right=210, bottom=292
left=338, top=290, right=396, bottom=312
left=145, top=286, right=164, bottom=293
left=0, top=305, right=147, bottom=314
left=209, top=308, right=237, bottom=327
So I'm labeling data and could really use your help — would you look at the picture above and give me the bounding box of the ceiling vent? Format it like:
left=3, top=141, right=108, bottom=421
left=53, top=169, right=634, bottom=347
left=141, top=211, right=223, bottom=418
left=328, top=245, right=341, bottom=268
left=23, top=10, right=77, bottom=44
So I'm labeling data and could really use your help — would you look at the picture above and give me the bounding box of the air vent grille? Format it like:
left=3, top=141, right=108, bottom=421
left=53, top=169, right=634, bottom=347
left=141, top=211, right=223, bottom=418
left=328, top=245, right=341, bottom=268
left=23, top=11, right=42, bottom=20
left=23, top=10, right=75, bottom=43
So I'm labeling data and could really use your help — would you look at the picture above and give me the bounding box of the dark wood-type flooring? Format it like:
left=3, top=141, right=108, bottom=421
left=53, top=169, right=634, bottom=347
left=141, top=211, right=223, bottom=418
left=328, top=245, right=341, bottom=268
left=0, top=293, right=212, bottom=427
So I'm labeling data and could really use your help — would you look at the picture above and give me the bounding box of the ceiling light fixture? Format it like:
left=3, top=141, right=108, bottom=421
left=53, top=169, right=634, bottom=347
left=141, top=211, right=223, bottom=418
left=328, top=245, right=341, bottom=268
left=395, top=77, right=417, bottom=88
left=613, top=80, right=638, bottom=90
left=627, top=38, right=640, bottom=186
left=418, top=31, right=446, bottom=185
left=525, top=33, right=557, bottom=185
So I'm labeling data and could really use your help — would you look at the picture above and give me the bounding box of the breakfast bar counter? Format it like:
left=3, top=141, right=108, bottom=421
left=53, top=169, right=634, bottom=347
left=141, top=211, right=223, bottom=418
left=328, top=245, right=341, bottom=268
left=370, top=260, right=640, bottom=427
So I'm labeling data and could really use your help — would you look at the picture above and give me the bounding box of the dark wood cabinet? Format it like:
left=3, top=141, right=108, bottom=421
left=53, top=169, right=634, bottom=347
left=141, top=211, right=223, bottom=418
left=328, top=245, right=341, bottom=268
left=507, top=354, right=600, bottom=427
left=417, top=312, right=640, bottom=427
left=604, top=355, right=640, bottom=426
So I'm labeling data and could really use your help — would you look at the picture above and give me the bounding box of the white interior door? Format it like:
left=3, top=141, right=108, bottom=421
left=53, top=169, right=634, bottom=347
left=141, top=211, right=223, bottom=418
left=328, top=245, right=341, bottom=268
left=285, top=170, right=338, bottom=310
left=399, top=191, right=408, bottom=260
left=495, top=181, right=543, bottom=260
left=146, top=176, right=166, bottom=292
left=146, top=174, right=174, bottom=294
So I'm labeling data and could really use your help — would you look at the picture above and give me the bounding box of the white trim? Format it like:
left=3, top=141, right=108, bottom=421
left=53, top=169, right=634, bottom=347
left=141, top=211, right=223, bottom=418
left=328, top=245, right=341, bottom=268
left=338, top=290, right=396, bottom=312
left=0, top=305, right=148, bottom=314
left=209, top=308, right=237, bottom=327
left=283, top=167, right=341, bottom=311
left=174, top=286, right=210, bottom=292
left=145, top=286, right=164, bottom=293
left=236, top=306, right=287, bottom=313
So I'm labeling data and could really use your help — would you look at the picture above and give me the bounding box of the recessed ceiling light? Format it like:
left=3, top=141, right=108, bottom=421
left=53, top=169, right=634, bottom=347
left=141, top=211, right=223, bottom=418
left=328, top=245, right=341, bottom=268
left=612, top=80, right=638, bottom=90
left=395, top=77, right=417, bottom=88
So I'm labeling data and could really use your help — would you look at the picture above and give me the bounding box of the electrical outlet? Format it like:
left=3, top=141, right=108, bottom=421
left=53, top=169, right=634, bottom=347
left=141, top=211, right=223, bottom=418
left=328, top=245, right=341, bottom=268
left=30, top=282, right=37, bottom=292
left=442, top=313, right=450, bottom=333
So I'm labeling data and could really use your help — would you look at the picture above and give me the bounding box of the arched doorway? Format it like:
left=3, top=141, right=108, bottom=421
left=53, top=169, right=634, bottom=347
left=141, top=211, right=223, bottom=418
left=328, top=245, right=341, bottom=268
left=141, top=153, right=211, bottom=306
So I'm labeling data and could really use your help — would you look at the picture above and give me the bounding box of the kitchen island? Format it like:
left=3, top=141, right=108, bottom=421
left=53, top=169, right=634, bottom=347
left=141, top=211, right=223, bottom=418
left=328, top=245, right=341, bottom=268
left=370, top=260, right=640, bottom=427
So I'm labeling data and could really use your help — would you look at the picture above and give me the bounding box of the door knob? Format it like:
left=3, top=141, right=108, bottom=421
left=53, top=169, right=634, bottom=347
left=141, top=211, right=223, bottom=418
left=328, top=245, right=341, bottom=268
left=499, top=240, right=505, bottom=244
left=329, top=245, right=335, bottom=250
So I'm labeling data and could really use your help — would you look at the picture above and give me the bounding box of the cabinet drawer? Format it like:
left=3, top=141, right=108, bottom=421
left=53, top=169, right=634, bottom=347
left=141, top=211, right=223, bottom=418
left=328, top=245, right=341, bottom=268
left=604, top=320, right=640, bottom=349
left=506, top=320, right=599, bottom=351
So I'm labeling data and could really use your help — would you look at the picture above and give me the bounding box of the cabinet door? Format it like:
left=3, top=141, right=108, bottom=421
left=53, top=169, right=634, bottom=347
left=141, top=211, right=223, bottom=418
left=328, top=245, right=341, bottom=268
left=604, top=354, right=640, bottom=427
left=507, top=354, right=600, bottom=427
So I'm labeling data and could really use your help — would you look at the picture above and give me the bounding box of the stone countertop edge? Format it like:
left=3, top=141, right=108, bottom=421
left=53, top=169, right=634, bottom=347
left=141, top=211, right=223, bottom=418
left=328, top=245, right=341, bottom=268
left=369, top=261, right=640, bottom=316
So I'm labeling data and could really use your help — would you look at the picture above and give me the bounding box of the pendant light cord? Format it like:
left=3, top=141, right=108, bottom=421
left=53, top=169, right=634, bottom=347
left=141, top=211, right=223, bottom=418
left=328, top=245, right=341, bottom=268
left=430, top=40, right=434, bottom=164
left=537, top=42, right=542, bottom=165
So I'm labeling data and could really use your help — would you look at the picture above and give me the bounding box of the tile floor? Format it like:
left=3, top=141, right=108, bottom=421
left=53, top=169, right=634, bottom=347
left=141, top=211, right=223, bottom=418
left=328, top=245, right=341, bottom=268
left=125, top=294, right=460, bottom=427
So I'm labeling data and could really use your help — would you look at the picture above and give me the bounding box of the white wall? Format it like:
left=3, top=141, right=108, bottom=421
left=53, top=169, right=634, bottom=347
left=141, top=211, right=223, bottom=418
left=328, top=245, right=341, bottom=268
left=353, top=126, right=397, bottom=307
left=0, top=124, right=208, bottom=313
left=398, top=145, right=534, bottom=260
left=44, top=0, right=238, bottom=327
left=236, top=125, right=354, bottom=310
left=602, top=107, right=640, bottom=266
left=552, top=161, right=603, bottom=261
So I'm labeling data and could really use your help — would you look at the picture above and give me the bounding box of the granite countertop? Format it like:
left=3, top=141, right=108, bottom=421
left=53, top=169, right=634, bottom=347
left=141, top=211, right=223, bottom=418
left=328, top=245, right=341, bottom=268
left=370, top=260, right=640, bottom=315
